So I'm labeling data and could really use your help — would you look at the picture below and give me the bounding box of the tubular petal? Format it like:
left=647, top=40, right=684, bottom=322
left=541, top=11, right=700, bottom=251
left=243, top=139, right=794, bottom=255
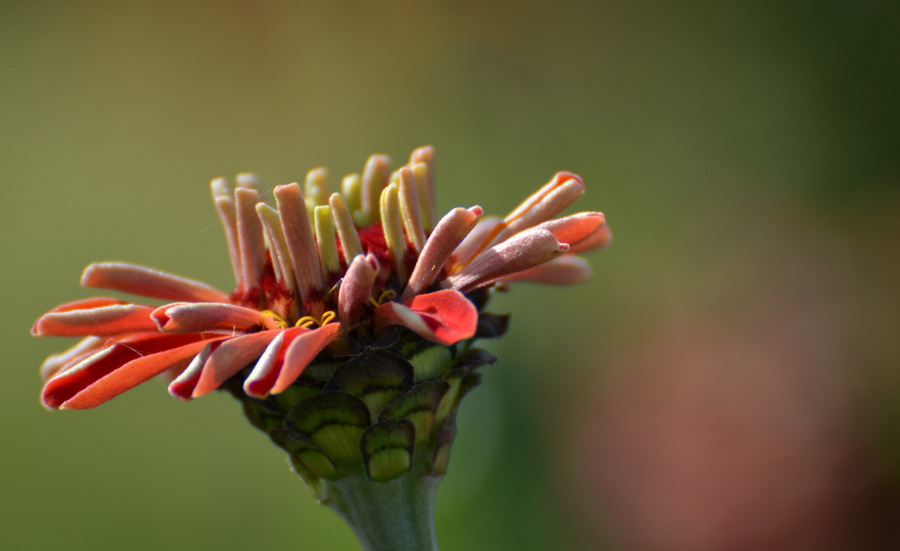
left=81, top=262, right=230, bottom=303
left=410, top=162, right=435, bottom=232
left=61, top=338, right=220, bottom=409
left=305, top=168, right=329, bottom=207
left=211, top=179, right=242, bottom=284
left=42, top=333, right=203, bottom=409
left=338, top=254, right=379, bottom=328
left=271, top=323, right=343, bottom=394
left=243, top=326, right=309, bottom=398
left=274, top=183, right=323, bottom=306
left=151, top=302, right=263, bottom=333
left=531, top=212, right=605, bottom=248
left=32, top=303, right=157, bottom=337
left=314, top=206, right=341, bottom=280
left=39, top=336, right=105, bottom=381
left=402, top=206, right=482, bottom=302
left=374, top=289, right=478, bottom=346
left=569, top=222, right=612, bottom=254
left=452, top=216, right=502, bottom=265
left=502, top=255, right=592, bottom=285
left=256, top=204, right=298, bottom=301
left=491, top=179, right=584, bottom=246
left=192, top=330, right=281, bottom=397
left=362, top=154, right=391, bottom=223
left=398, top=167, right=427, bottom=252
left=234, top=187, right=267, bottom=295
left=168, top=340, right=223, bottom=400
left=329, top=193, right=364, bottom=264
left=380, top=183, right=408, bottom=282
left=409, top=146, right=436, bottom=222
left=447, top=228, right=569, bottom=293
left=340, top=173, right=362, bottom=214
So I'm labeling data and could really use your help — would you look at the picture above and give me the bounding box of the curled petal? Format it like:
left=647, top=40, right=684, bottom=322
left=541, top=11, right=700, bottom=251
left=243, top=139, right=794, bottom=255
left=447, top=228, right=569, bottom=293
left=168, top=340, right=224, bottom=400
left=531, top=212, right=605, bottom=248
left=338, top=254, right=380, bottom=328
left=271, top=323, right=343, bottom=394
left=569, top=222, right=612, bottom=254
left=192, top=330, right=280, bottom=397
left=451, top=216, right=501, bottom=265
left=151, top=302, right=262, bottom=333
left=402, top=206, right=482, bottom=302
left=374, top=289, right=478, bottom=346
left=243, top=326, right=309, bottom=398
left=502, top=255, right=592, bottom=285
left=81, top=262, right=230, bottom=303
left=491, top=178, right=584, bottom=246
left=32, top=301, right=157, bottom=337
left=274, top=183, right=323, bottom=306
left=39, top=336, right=106, bottom=381
left=42, top=333, right=204, bottom=409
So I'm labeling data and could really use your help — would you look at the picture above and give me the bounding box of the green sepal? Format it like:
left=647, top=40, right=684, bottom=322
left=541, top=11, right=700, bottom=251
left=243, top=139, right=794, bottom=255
left=270, top=429, right=342, bottom=481
left=407, top=345, right=453, bottom=382
left=475, top=313, right=509, bottom=340
left=300, top=359, right=343, bottom=385
left=271, top=382, right=320, bottom=412
left=324, top=349, right=414, bottom=418
left=378, top=381, right=450, bottom=448
left=449, top=348, right=498, bottom=371
left=286, top=392, right=371, bottom=466
left=430, top=417, right=457, bottom=476
left=360, top=419, right=415, bottom=482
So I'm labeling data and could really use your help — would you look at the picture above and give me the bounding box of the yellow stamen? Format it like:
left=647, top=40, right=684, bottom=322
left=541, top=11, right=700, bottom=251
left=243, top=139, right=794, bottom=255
left=368, top=289, right=397, bottom=308
left=295, top=310, right=337, bottom=328
left=260, top=310, right=288, bottom=329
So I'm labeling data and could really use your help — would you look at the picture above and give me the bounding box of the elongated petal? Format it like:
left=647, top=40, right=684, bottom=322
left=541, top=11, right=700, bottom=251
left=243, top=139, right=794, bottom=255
left=32, top=303, right=156, bottom=337
left=569, top=222, right=612, bottom=254
left=234, top=187, right=267, bottom=293
left=256, top=204, right=298, bottom=302
left=362, top=154, right=391, bottom=223
left=410, top=146, right=436, bottom=226
left=151, top=302, right=262, bottom=333
left=243, top=326, right=310, bottom=398
left=211, top=178, right=242, bottom=284
left=398, top=166, right=426, bottom=252
left=271, top=323, right=343, bottom=394
left=192, top=330, right=280, bottom=397
left=338, top=254, right=379, bottom=328
left=491, top=179, right=584, bottom=246
left=168, top=340, right=223, bottom=399
left=447, top=228, right=569, bottom=293
left=314, top=205, right=340, bottom=280
left=410, top=162, right=435, bottom=232
left=380, top=183, right=408, bottom=282
left=502, top=255, right=592, bottom=285
left=274, top=183, right=323, bottom=308
left=402, top=206, right=482, bottom=302
left=375, top=289, right=477, bottom=346
left=39, top=336, right=106, bottom=381
left=531, top=212, right=605, bottom=248
left=81, top=262, right=230, bottom=303
left=61, top=338, right=219, bottom=409
left=330, top=193, right=364, bottom=264
left=452, top=216, right=502, bottom=265
left=42, top=333, right=203, bottom=409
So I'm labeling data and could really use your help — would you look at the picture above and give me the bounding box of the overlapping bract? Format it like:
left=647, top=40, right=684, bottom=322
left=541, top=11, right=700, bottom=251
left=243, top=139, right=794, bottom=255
left=33, top=147, right=610, bottom=410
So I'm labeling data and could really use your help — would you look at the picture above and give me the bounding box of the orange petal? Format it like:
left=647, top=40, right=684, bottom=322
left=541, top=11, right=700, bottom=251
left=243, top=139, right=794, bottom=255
left=60, top=338, right=222, bottom=410
left=447, top=228, right=568, bottom=293
left=374, top=289, right=478, bottom=346
left=42, top=332, right=203, bottom=409
left=32, top=302, right=157, bottom=337
left=531, top=212, right=605, bottom=248
left=271, top=323, right=343, bottom=394
left=39, top=336, right=106, bottom=381
left=81, top=262, right=230, bottom=303
left=243, top=326, right=310, bottom=398
left=502, top=255, right=592, bottom=285
left=192, top=330, right=280, bottom=397
left=569, top=222, right=612, bottom=254
left=151, top=302, right=262, bottom=333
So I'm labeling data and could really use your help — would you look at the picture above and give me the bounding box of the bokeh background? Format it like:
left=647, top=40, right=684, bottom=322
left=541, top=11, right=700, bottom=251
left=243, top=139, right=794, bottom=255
left=2, top=1, right=899, bottom=550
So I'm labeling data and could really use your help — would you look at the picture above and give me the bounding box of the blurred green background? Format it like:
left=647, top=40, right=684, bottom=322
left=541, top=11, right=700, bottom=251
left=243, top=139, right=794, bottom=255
left=3, top=1, right=899, bottom=550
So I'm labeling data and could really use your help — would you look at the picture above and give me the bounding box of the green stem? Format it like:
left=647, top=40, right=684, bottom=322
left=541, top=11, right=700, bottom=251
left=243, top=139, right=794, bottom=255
left=324, top=469, right=441, bottom=551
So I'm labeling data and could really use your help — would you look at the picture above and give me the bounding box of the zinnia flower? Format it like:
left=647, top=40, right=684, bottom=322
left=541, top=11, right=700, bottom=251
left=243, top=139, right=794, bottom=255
left=32, top=146, right=610, bottom=550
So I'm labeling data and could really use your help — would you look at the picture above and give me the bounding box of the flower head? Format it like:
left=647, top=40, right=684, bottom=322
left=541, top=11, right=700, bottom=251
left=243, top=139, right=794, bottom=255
left=33, top=146, right=610, bottom=487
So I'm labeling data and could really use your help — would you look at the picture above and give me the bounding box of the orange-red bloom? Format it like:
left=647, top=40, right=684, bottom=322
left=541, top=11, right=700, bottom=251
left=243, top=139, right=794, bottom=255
left=34, top=146, right=610, bottom=409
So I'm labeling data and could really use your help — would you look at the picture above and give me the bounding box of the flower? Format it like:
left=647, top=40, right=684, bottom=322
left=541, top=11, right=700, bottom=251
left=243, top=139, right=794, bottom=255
left=32, top=147, right=610, bottom=548
left=34, top=147, right=609, bottom=412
